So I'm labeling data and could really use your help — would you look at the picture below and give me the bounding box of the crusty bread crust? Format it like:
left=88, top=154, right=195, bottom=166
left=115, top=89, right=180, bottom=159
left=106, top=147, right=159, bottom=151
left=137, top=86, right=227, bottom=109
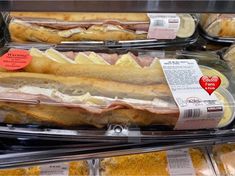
left=10, top=12, right=150, bottom=22
left=0, top=102, right=178, bottom=128
left=9, top=20, right=146, bottom=43
left=24, top=55, right=165, bottom=85
left=0, top=72, right=170, bottom=99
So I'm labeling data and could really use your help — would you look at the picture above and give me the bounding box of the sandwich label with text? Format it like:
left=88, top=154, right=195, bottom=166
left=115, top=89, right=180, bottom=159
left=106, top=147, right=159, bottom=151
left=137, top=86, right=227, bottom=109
left=147, top=13, right=180, bottom=39
left=40, top=163, right=69, bottom=176
left=160, top=59, right=224, bottom=130
left=167, top=149, right=196, bottom=176
left=0, top=49, right=32, bottom=70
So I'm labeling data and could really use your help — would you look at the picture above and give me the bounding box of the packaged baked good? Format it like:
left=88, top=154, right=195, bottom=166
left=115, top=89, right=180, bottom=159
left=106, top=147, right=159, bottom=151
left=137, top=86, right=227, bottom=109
left=0, top=47, right=233, bottom=130
left=5, top=12, right=197, bottom=44
left=200, top=14, right=235, bottom=43
left=100, top=148, right=215, bottom=176
left=210, top=143, right=235, bottom=176
left=0, top=161, right=90, bottom=176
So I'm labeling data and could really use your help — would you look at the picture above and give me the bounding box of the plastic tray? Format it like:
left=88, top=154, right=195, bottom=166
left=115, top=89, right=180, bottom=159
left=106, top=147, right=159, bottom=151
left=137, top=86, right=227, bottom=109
left=199, top=14, right=235, bottom=44
left=0, top=45, right=234, bottom=142
left=3, top=13, right=199, bottom=49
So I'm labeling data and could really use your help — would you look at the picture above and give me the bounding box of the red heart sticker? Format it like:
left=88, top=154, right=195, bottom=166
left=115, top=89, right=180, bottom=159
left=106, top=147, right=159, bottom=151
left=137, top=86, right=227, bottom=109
left=0, top=49, right=32, bottom=71
left=199, top=76, right=221, bottom=95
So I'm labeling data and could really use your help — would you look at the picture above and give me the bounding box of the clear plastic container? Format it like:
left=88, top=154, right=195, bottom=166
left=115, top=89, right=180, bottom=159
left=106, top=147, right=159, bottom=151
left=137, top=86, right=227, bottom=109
left=200, top=14, right=235, bottom=44
left=98, top=147, right=215, bottom=176
left=209, top=143, right=235, bottom=176
left=3, top=12, right=198, bottom=48
left=0, top=46, right=233, bottom=130
left=0, top=160, right=92, bottom=176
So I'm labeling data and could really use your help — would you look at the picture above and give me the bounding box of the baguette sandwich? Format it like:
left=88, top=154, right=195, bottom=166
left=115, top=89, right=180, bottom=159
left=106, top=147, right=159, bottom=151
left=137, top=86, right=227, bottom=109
left=8, top=12, right=195, bottom=43
left=200, top=14, right=235, bottom=38
left=4, top=47, right=165, bottom=85
left=0, top=72, right=178, bottom=127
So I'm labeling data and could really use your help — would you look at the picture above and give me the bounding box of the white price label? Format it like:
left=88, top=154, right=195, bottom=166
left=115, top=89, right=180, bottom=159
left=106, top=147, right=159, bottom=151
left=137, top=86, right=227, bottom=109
left=147, top=13, right=180, bottom=39
left=40, top=163, right=69, bottom=176
left=160, top=59, right=224, bottom=130
left=167, top=149, right=196, bottom=176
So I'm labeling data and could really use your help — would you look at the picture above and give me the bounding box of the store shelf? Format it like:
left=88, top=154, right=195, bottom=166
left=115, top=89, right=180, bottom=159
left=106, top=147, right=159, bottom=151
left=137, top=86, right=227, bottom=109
left=1, top=0, right=235, bottom=12
left=0, top=140, right=216, bottom=169
left=0, top=124, right=235, bottom=143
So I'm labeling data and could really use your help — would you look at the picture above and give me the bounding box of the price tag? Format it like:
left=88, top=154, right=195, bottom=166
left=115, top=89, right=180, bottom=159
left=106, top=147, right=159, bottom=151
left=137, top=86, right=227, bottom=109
left=160, top=59, right=224, bottom=130
left=147, top=13, right=180, bottom=39
left=40, top=163, right=69, bottom=176
left=0, top=49, right=32, bottom=70
left=167, top=149, right=196, bottom=176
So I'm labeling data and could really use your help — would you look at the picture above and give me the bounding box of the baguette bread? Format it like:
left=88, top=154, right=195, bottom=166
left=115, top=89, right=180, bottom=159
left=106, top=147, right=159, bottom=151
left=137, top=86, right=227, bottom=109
left=0, top=102, right=178, bottom=128
left=24, top=55, right=165, bottom=85
left=0, top=72, right=171, bottom=100
left=8, top=13, right=195, bottom=43
left=203, top=15, right=235, bottom=37
left=9, top=19, right=146, bottom=43
left=9, top=12, right=150, bottom=22
left=0, top=72, right=178, bottom=127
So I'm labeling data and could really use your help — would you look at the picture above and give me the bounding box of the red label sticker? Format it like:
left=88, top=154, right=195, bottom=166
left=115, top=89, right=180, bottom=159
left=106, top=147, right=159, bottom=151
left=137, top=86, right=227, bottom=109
left=199, top=76, right=221, bottom=95
left=0, top=49, right=32, bottom=71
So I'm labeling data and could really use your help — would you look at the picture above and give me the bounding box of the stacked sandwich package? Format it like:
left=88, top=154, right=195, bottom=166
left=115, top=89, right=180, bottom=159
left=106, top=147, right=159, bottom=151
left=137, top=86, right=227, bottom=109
left=0, top=45, right=234, bottom=131
left=200, top=14, right=235, bottom=43
left=3, top=12, right=198, bottom=48
left=0, top=11, right=234, bottom=173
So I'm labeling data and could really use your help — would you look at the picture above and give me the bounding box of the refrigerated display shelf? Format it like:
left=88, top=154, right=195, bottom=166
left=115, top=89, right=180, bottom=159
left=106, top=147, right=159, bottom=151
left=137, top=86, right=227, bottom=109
left=0, top=124, right=234, bottom=143
left=0, top=140, right=217, bottom=169
left=1, top=0, right=235, bottom=12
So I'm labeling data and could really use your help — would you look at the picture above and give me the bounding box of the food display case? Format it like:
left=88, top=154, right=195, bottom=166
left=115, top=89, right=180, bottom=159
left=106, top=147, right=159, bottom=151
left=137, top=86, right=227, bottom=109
left=0, top=0, right=235, bottom=174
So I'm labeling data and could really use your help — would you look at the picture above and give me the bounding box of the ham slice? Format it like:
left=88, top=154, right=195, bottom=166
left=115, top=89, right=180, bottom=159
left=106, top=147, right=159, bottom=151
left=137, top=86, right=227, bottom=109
left=60, top=51, right=156, bottom=67
left=97, top=53, right=119, bottom=65
left=137, top=55, right=155, bottom=67
left=0, top=90, right=178, bottom=115
left=31, top=21, right=149, bottom=31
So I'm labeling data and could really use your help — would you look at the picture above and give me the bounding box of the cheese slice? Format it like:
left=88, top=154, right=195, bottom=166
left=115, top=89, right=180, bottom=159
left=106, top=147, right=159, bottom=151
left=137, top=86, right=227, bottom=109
left=30, top=48, right=61, bottom=63
left=29, top=48, right=45, bottom=57
left=115, top=53, right=141, bottom=68
left=75, top=52, right=94, bottom=64
left=45, top=48, right=75, bottom=64
left=88, top=52, right=109, bottom=65
left=149, top=58, right=161, bottom=69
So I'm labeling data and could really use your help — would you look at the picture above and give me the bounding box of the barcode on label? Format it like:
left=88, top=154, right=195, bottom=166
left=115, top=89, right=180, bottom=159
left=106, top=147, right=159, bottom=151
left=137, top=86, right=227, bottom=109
left=152, top=19, right=165, bottom=27
left=183, top=109, right=201, bottom=118
left=167, top=149, right=196, bottom=176
left=168, top=157, right=192, bottom=169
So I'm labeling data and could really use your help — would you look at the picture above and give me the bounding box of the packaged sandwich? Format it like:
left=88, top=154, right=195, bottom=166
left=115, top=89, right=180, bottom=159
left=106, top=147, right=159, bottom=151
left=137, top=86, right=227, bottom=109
left=0, top=161, right=90, bottom=176
left=99, top=148, right=215, bottom=176
left=209, top=143, right=235, bottom=176
left=4, top=12, right=197, bottom=45
left=200, top=14, right=235, bottom=43
left=0, top=47, right=233, bottom=130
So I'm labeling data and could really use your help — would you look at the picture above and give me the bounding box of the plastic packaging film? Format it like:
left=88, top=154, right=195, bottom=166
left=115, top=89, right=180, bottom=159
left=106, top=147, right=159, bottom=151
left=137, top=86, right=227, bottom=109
left=99, top=148, right=215, bottom=176
left=0, top=160, right=91, bottom=176
left=0, top=47, right=234, bottom=129
left=200, top=14, right=235, bottom=42
left=209, top=143, right=235, bottom=176
left=3, top=12, right=197, bottom=44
